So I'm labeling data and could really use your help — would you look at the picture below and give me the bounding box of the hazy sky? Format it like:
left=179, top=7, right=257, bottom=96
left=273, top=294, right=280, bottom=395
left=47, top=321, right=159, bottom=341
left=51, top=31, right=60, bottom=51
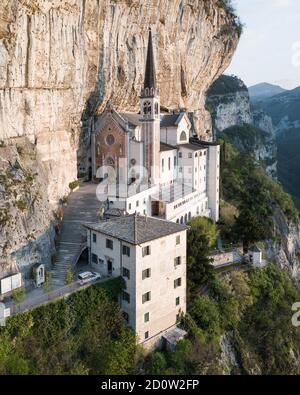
left=226, top=0, right=300, bottom=89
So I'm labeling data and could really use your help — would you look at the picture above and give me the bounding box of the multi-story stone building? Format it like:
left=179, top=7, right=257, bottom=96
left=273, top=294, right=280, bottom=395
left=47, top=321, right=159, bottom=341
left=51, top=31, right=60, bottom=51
left=89, top=28, right=220, bottom=224
left=85, top=214, right=188, bottom=349
left=84, top=28, right=220, bottom=349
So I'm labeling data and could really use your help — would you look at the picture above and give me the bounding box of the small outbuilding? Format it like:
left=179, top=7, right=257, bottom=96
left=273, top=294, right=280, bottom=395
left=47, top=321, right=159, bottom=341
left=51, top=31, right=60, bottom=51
left=32, top=264, right=45, bottom=288
left=249, top=245, right=263, bottom=267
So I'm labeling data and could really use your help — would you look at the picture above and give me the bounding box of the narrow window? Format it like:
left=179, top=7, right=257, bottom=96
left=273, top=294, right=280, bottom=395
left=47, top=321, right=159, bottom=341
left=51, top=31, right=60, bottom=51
left=174, top=278, right=182, bottom=288
left=142, top=268, right=151, bottom=280
left=106, top=239, right=113, bottom=250
left=145, top=331, right=149, bottom=340
left=122, top=268, right=130, bottom=279
left=174, top=256, right=181, bottom=267
left=168, top=157, right=171, bottom=171
left=92, top=233, right=97, bottom=243
left=122, top=291, right=130, bottom=303
left=122, top=245, right=130, bottom=257
left=176, top=297, right=180, bottom=306
left=142, top=246, right=151, bottom=257
left=142, top=292, right=151, bottom=304
left=92, top=254, right=98, bottom=264
left=144, top=313, right=150, bottom=323
left=176, top=236, right=181, bottom=245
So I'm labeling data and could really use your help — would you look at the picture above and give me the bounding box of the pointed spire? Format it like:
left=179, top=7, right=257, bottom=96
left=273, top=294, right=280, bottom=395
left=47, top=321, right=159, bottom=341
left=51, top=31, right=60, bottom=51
left=144, top=27, right=156, bottom=92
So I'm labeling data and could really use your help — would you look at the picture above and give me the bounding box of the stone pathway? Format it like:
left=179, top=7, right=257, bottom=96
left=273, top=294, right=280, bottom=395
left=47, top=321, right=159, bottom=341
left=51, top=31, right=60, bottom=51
left=50, top=183, right=101, bottom=287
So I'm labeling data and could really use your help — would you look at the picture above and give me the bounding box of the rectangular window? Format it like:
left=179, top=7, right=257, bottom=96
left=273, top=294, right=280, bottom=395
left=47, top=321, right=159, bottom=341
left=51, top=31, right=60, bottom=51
left=179, top=167, right=183, bottom=173
left=179, top=152, right=182, bottom=158
left=142, top=292, right=151, bottom=304
left=176, top=296, right=180, bottom=306
left=92, top=253, right=98, bottom=264
left=162, top=158, right=164, bottom=172
left=145, top=331, right=149, bottom=340
left=176, top=235, right=181, bottom=245
left=106, top=239, right=113, bottom=250
left=136, top=200, right=139, bottom=207
left=174, top=278, right=182, bottom=288
left=122, top=291, right=130, bottom=303
left=168, top=157, right=171, bottom=170
left=144, top=312, right=150, bottom=323
left=174, top=256, right=181, bottom=267
left=129, top=203, right=132, bottom=210
left=92, top=233, right=97, bottom=243
left=122, top=245, right=130, bottom=257
left=174, top=156, right=177, bottom=166
left=142, top=268, right=151, bottom=280
left=123, top=312, right=129, bottom=323
left=142, top=245, right=151, bottom=257
left=122, top=267, right=130, bottom=279
left=188, top=153, right=192, bottom=159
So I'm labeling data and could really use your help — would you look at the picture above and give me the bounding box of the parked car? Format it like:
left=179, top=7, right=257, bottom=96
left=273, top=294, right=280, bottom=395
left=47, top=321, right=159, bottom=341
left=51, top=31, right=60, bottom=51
left=78, top=271, right=101, bottom=285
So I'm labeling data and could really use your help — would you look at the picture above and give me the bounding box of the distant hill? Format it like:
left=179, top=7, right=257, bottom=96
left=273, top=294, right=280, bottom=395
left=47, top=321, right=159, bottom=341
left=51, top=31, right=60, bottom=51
left=249, top=83, right=287, bottom=103
left=255, top=85, right=300, bottom=209
left=258, top=86, right=300, bottom=130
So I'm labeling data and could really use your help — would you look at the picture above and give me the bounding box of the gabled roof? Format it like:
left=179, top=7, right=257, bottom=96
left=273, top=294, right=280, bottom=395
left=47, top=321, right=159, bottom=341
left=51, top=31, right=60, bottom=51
left=249, top=245, right=261, bottom=253
left=85, top=214, right=188, bottom=245
left=119, top=112, right=142, bottom=127
left=160, top=113, right=185, bottom=128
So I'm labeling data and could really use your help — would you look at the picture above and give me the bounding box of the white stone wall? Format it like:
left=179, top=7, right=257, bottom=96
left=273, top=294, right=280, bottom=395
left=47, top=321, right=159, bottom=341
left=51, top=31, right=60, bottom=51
left=135, top=231, right=187, bottom=343
left=160, top=149, right=177, bottom=186
left=206, top=144, right=220, bottom=222
left=87, top=226, right=187, bottom=345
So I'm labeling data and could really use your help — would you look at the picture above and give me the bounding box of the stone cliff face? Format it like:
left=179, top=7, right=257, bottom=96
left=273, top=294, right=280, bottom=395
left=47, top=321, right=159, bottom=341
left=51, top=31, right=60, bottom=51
left=207, top=75, right=277, bottom=178
left=0, top=0, right=239, bottom=272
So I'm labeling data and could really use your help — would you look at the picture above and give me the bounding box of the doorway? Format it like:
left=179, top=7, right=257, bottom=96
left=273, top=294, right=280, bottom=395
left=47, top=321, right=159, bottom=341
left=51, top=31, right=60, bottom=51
left=107, top=259, right=113, bottom=276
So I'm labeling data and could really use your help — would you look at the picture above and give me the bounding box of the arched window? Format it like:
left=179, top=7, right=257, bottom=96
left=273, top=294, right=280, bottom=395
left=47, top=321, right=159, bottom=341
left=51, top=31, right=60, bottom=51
left=180, top=131, right=187, bottom=141
left=143, top=101, right=152, bottom=115
left=188, top=212, right=192, bottom=221
left=180, top=216, right=184, bottom=224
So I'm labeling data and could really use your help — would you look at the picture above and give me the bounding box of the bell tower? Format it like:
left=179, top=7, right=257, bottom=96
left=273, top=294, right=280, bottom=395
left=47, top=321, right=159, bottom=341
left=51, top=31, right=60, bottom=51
left=140, top=28, right=161, bottom=186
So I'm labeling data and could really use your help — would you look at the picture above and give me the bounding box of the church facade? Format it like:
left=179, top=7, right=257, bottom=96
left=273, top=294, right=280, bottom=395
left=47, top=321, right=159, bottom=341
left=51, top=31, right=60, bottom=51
left=90, top=29, right=220, bottom=224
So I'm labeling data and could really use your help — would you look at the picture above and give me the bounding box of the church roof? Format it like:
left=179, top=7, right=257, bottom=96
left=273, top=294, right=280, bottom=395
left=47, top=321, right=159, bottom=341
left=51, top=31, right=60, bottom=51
left=120, top=112, right=142, bottom=127
left=160, top=112, right=186, bottom=128
left=85, top=214, right=188, bottom=245
left=160, top=142, right=177, bottom=152
left=144, top=28, right=156, bottom=91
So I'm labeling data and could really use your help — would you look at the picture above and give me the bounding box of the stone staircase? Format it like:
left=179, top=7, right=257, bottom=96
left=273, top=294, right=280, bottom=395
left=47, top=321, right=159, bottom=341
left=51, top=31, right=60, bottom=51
left=50, top=183, right=102, bottom=288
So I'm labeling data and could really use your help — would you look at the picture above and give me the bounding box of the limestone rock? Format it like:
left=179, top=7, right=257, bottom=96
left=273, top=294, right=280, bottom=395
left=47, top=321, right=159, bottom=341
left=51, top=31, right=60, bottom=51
left=0, top=0, right=239, bottom=271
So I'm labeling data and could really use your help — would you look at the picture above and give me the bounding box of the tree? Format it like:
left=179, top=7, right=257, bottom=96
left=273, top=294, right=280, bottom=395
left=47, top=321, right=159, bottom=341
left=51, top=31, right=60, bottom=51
left=187, top=217, right=218, bottom=293
left=190, top=296, right=221, bottom=338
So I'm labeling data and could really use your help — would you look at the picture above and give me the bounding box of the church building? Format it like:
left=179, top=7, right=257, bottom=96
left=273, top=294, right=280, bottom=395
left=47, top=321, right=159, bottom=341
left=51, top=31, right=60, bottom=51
left=90, top=28, right=220, bottom=224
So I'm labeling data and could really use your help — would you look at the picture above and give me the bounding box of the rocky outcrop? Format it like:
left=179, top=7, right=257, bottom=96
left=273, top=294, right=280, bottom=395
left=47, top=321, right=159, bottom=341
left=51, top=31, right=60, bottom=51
left=265, top=208, right=300, bottom=284
left=207, top=75, right=277, bottom=178
left=0, top=1, right=240, bottom=272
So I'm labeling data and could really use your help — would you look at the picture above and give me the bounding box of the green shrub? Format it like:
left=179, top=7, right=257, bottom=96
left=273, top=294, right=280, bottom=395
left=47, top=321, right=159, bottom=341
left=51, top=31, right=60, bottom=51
left=69, top=180, right=81, bottom=191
